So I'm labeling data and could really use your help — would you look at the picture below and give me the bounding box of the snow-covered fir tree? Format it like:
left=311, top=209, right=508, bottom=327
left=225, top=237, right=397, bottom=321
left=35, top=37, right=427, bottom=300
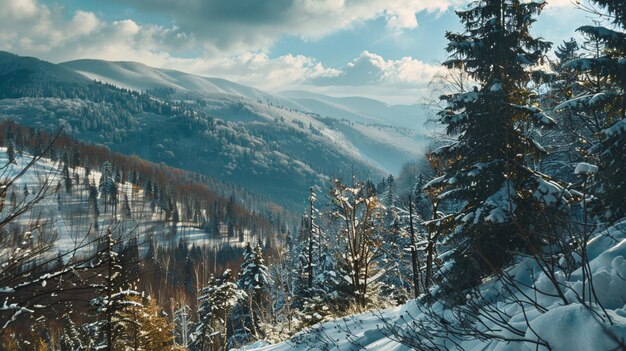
left=191, top=269, right=246, bottom=351
left=539, top=38, right=585, bottom=182
left=282, top=188, right=341, bottom=327
left=60, top=315, right=84, bottom=351
left=86, top=231, right=141, bottom=350
left=99, top=161, right=117, bottom=214
left=174, top=304, right=192, bottom=348
left=557, top=0, right=625, bottom=223
left=426, top=0, right=573, bottom=292
left=237, top=242, right=270, bottom=339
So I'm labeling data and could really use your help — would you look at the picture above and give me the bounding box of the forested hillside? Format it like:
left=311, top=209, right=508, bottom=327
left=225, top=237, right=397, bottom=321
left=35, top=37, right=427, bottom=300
left=0, top=52, right=430, bottom=208
left=0, top=119, right=293, bottom=349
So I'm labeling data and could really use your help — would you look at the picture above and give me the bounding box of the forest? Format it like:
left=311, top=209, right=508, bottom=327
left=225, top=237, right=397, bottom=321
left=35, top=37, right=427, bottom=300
left=0, top=0, right=624, bottom=350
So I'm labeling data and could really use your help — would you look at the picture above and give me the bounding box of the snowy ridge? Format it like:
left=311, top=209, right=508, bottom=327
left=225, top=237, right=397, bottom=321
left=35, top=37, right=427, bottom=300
left=0, top=51, right=89, bottom=86
left=60, top=59, right=302, bottom=109
left=280, top=90, right=428, bottom=129
left=58, top=57, right=428, bottom=175
left=245, top=220, right=626, bottom=351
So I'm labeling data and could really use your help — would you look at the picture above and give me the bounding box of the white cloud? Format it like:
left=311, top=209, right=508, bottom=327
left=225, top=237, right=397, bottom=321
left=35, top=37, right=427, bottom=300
left=70, top=11, right=102, bottom=36
left=102, top=0, right=469, bottom=53
left=0, top=0, right=195, bottom=59
left=161, top=53, right=341, bottom=91
left=312, top=51, right=443, bottom=87
left=0, top=0, right=584, bottom=105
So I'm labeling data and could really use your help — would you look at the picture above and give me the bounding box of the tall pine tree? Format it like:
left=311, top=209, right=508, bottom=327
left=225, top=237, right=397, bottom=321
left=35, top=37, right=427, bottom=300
left=426, top=0, right=572, bottom=292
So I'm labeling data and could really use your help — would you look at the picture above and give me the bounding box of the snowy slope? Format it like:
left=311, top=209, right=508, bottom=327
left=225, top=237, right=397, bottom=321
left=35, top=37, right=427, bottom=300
left=0, top=149, right=252, bottom=252
left=245, top=220, right=626, bottom=351
left=59, top=58, right=429, bottom=174
left=61, top=59, right=428, bottom=131
left=281, top=90, right=428, bottom=130
left=60, top=59, right=303, bottom=109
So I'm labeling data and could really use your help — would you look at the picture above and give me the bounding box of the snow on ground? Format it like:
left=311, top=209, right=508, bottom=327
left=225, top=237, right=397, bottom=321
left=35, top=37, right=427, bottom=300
left=246, top=220, right=626, bottom=351
left=0, top=149, right=252, bottom=253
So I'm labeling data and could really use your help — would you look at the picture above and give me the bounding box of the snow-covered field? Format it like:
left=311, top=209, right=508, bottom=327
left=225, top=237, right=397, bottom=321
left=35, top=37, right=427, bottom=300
left=245, top=220, right=626, bottom=351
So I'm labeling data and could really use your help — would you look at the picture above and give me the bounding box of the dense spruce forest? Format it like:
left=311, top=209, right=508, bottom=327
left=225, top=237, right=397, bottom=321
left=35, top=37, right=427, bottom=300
left=0, top=0, right=624, bottom=350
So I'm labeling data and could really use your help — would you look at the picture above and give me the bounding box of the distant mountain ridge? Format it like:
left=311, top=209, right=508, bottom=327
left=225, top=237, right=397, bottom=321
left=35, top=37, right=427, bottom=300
left=60, top=58, right=428, bottom=130
left=0, top=51, right=428, bottom=210
left=60, top=59, right=304, bottom=110
left=280, top=90, right=427, bottom=129
left=0, top=52, right=90, bottom=96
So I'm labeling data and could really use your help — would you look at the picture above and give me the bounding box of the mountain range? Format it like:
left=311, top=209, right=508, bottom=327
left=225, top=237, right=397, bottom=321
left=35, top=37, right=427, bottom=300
left=0, top=51, right=430, bottom=210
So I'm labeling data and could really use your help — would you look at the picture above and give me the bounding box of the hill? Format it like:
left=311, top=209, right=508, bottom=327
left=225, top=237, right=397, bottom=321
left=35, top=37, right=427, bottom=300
left=59, top=57, right=429, bottom=173
left=0, top=121, right=287, bottom=252
left=280, top=90, right=428, bottom=129
left=0, top=51, right=416, bottom=209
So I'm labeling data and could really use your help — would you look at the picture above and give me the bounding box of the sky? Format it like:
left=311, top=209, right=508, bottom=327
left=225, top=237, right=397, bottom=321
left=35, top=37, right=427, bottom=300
left=0, top=0, right=593, bottom=104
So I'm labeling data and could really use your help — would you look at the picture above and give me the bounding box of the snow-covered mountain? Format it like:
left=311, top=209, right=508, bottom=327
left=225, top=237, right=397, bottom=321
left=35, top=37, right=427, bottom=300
left=280, top=90, right=428, bottom=129
left=59, top=58, right=428, bottom=149
left=58, top=57, right=429, bottom=171
left=59, top=59, right=428, bottom=130
left=0, top=51, right=429, bottom=210
left=60, top=59, right=301, bottom=109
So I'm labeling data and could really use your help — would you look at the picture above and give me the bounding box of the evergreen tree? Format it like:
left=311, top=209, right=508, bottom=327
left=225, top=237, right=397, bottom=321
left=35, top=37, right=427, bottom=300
left=227, top=220, right=235, bottom=239
left=87, top=231, right=141, bottom=350
left=191, top=269, right=245, bottom=351
left=88, top=183, right=100, bottom=230
left=238, top=227, right=245, bottom=243
left=183, top=256, right=196, bottom=296
left=14, top=128, right=23, bottom=156
left=62, top=160, right=72, bottom=193
left=71, top=146, right=80, bottom=171
left=60, top=315, right=84, bottom=351
left=426, top=0, right=572, bottom=292
left=237, top=243, right=270, bottom=338
left=212, top=202, right=221, bottom=237
left=122, top=193, right=132, bottom=219
left=540, top=38, right=584, bottom=182
left=99, top=161, right=115, bottom=213
left=552, top=38, right=582, bottom=100
left=174, top=304, right=192, bottom=348
left=6, top=143, right=15, bottom=165
left=384, top=174, right=395, bottom=209
left=306, top=188, right=316, bottom=289
left=413, top=173, right=432, bottom=220
left=558, top=1, right=625, bottom=223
